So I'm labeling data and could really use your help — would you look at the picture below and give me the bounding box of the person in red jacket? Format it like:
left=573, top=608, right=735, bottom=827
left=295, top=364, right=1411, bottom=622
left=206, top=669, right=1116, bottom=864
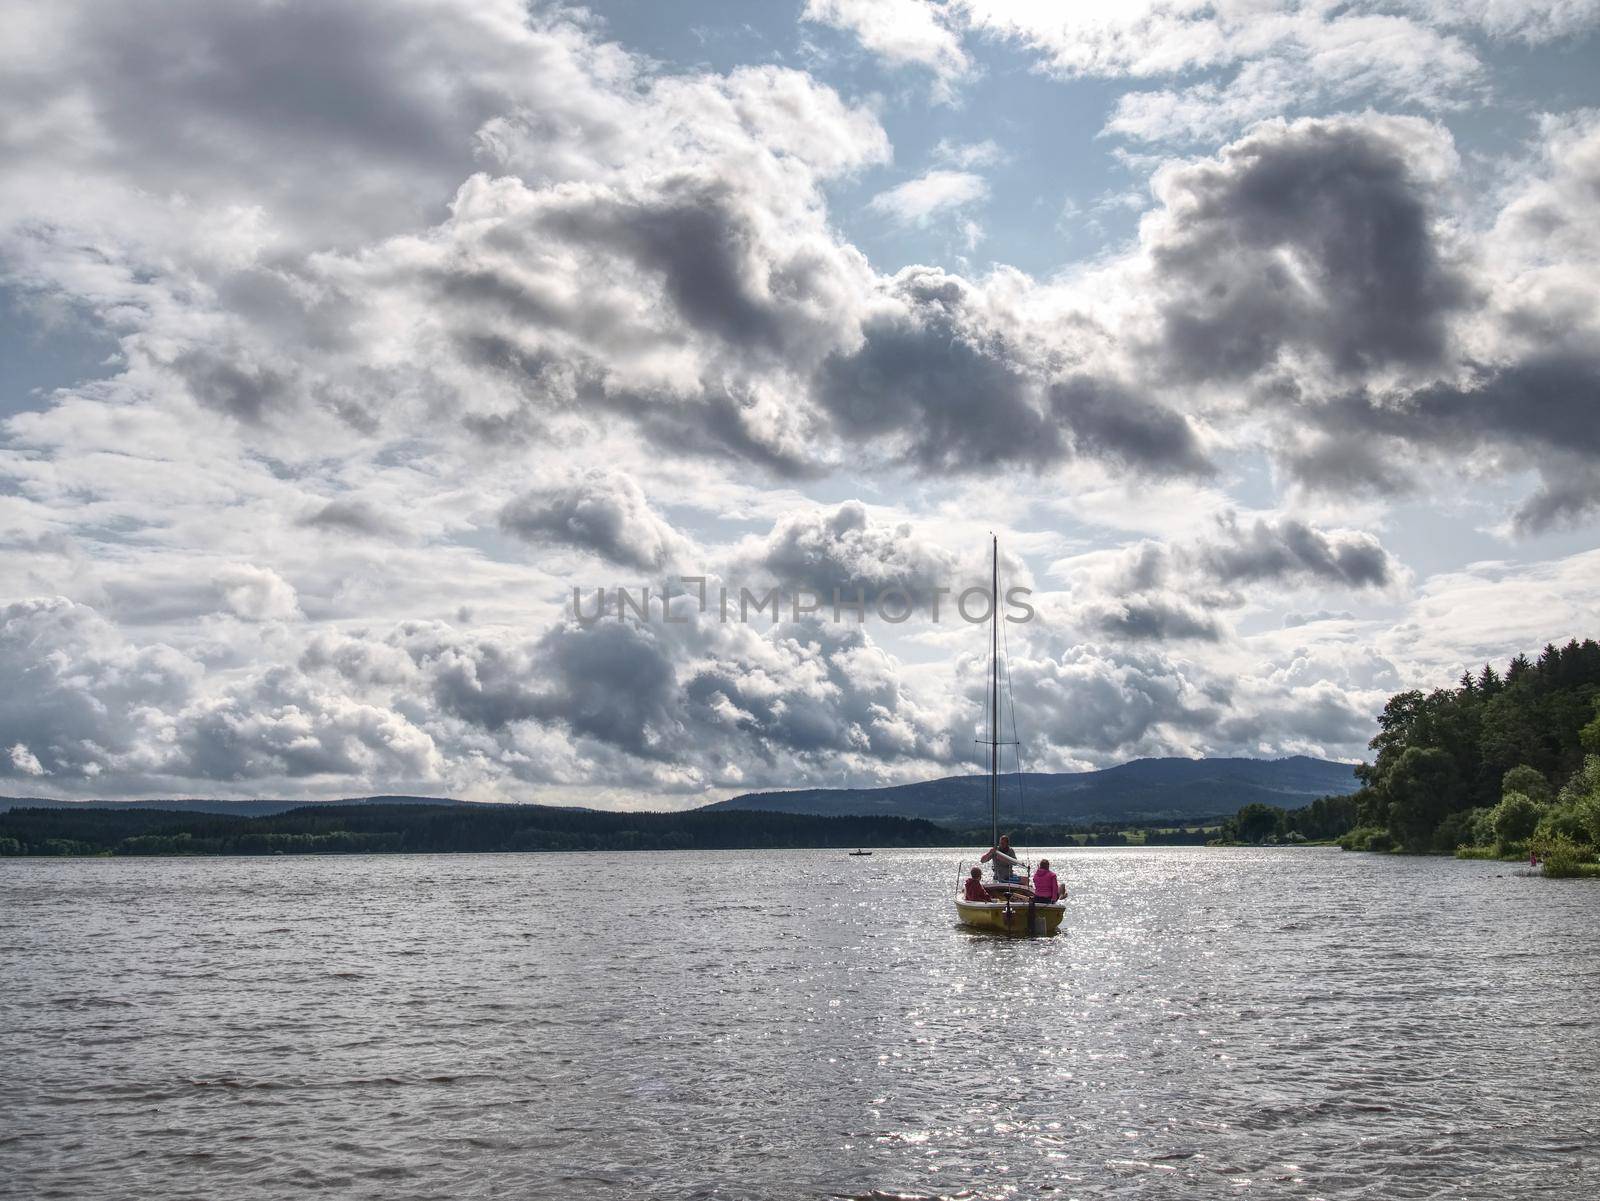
left=962, top=867, right=993, bottom=902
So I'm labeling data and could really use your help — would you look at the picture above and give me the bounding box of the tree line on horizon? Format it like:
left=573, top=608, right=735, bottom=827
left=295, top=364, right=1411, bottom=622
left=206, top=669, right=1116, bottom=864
left=0, top=806, right=1228, bottom=858
left=0, top=803, right=961, bottom=857
left=1217, top=638, right=1600, bottom=875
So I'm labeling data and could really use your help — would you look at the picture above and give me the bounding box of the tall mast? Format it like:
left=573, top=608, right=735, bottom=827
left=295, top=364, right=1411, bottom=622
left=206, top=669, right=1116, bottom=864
left=990, top=533, right=999, bottom=849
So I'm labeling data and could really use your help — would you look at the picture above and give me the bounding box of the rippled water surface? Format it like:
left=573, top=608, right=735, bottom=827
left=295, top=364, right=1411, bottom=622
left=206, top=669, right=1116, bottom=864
left=4, top=847, right=1599, bottom=1199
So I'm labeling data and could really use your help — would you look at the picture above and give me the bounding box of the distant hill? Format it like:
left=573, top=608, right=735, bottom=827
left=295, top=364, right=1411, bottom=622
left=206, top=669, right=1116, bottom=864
left=702, top=756, right=1360, bottom=826
left=2, top=758, right=1360, bottom=827
left=0, top=795, right=474, bottom=816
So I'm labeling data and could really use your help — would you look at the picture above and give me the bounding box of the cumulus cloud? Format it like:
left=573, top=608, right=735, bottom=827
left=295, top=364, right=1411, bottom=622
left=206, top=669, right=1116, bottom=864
left=1196, top=514, right=1396, bottom=589
left=11, top=538, right=1593, bottom=797
left=0, top=592, right=958, bottom=797
left=733, top=500, right=972, bottom=608
left=0, top=597, right=199, bottom=784
left=178, top=667, right=444, bottom=784
left=386, top=609, right=959, bottom=789
left=1061, top=512, right=1401, bottom=645
left=811, top=266, right=1212, bottom=476
left=995, top=640, right=1229, bottom=764
left=217, top=565, right=302, bottom=622
left=499, top=470, right=691, bottom=572
left=9, top=744, right=47, bottom=777
left=1078, top=595, right=1226, bottom=644
left=1146, top=115, right=1472, bottom=381
left=0, top=0, right=643, bottom=254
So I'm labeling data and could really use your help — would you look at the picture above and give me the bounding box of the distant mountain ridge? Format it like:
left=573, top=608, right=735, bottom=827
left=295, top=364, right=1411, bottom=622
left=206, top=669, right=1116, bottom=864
left=2, top=757, right=1359, bottom=825
left=0, top=795, right=475, bottom=816
left=701, top=756, right=1360, bottom=826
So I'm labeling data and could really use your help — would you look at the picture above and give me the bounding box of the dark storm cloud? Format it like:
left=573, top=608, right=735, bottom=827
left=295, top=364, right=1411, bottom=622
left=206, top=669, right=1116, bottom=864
left=1316, top=354, right=1600, bottom=459
left=1280, top=430, right=1412, bottom=496
left=524, top=620, right=683, bottom=758
left=498, top=472, right=686, bottom=572
left=1289, top=351, right=1600, bottom=529
left=605, top=384, right=823, bottom=480
left=298, top=498, right=403, bottom=539
left=1151, top=117, right=1474, bottom=381
left=170, top=350, right=295, bottom=424
left=1513, top=467, right=1600, bottom=534
left=1048, top=375, right=1213, bottom=477
left=814, top=274, right=1210, bottom=477
left=540, top=180, right=792, bottom=354
left=412, top=619, right=681, bottom=758
left=814, top=310, right=1061, bottom=470
left=1197, top=514, right=1394, bottom=589
left=3, top=0, right=620, bottom=249
left=439, top=171, right=864, bottom=368
left=1084, top=595, right=1224, bottom=643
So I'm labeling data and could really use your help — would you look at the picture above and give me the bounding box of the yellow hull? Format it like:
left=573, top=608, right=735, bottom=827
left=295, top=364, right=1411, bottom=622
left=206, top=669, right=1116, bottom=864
left=954, top=897, right=1065, bottom=937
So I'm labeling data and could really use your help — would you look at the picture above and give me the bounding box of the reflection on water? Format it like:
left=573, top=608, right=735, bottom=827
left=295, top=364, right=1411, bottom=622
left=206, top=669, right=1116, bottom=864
left=3, top=847, right=1599, bottom=1199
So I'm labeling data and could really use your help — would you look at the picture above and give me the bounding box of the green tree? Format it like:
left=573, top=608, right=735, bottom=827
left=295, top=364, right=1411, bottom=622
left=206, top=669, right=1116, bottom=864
left=1232, top=803, right=1282, bottom=844
left=1581, top=702, right=1600, bottom=756
left=1491, top=792, right=1542, bottom=845
left=1430, top=808, right=1479, bottom=853
left=1384, top=746, right=1461, bottom=851
left=1558, top=754, right=1600, bottom=844
left=1501, top=764, right=1552, bottom=805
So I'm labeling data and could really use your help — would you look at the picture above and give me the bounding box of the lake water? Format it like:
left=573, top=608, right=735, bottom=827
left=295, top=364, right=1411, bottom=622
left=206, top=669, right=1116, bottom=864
left=3, top=847, right=1599, bottom=1200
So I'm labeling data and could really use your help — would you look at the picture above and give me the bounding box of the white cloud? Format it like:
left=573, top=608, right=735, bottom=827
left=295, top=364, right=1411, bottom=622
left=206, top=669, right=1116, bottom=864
left=1103, top=16, right=1481, bottom=145
left=933, top=137, right=1005, bottom=168
left=9, top=744, right=47, bottom=776
left=803, top=0, right=971, bottom=93
left=816, top=2, right=1599, bottom=144
left=217, top=565, right=302, bottom=622
left=500, top=469, right=693, bottom=572
left=869, top=168, right=989, bottom=226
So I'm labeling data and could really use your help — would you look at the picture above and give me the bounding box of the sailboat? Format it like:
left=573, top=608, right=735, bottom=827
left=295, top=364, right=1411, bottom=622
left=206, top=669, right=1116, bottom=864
left=953, top=536, right=1065, bottom=937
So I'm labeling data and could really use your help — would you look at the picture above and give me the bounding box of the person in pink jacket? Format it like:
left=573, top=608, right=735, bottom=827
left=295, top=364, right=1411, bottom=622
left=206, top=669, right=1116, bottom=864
left=1030, top=859, right=1062, bottom=903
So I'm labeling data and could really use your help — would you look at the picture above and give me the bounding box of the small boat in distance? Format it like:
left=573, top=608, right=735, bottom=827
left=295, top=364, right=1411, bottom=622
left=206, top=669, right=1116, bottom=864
left=848, top=849, right=873, bottom=856
left=954, top=535, right=1064, bottom=938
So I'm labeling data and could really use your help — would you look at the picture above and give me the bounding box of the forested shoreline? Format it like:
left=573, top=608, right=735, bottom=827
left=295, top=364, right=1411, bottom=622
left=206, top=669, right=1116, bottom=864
left=0, top=803, right=1232, bottom=857
left=1217, top=638, right=1600, bottom=876
left=0, top=804, right=962, bottom=857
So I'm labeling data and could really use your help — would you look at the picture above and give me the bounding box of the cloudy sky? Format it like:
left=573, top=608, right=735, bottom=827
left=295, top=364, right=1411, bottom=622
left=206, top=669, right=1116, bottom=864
left=3, top=0, right=1599, bottom=805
